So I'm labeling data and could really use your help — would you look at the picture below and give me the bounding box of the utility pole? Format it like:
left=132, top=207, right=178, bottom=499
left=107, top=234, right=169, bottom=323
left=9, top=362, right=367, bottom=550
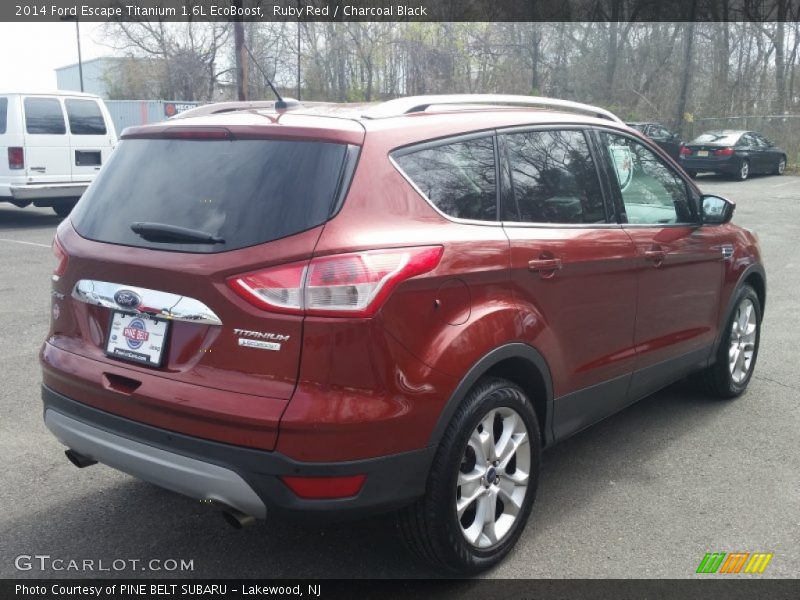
left=297, top=22, right=301, bottom=100
left=233, top=2, right=247, bottom=100
left=75, top=20, right=84, bottom=92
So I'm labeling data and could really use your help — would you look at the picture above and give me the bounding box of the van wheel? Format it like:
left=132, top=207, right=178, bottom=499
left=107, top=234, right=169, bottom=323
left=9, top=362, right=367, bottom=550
left=692, top=285, right=761, bottom=398
left=396, top=377, right=540, bottom=573
left=52, top=201, right=77, bottom=218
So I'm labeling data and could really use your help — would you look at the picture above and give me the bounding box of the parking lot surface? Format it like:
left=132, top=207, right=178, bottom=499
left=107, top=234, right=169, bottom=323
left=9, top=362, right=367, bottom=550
left=0, top=173, right=798, bottom=579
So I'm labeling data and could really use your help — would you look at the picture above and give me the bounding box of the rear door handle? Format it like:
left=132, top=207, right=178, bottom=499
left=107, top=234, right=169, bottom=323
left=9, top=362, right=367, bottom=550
left=528, top=258, right=562, bottom=272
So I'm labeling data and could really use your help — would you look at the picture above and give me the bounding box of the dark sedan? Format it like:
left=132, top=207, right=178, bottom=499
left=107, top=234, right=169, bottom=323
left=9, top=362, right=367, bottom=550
left=680, top=130, right=787, bottom=181
left=627, top=121, right=683, bottom=160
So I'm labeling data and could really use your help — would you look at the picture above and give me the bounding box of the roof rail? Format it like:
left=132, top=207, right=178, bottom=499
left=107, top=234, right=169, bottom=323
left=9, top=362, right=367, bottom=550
left=170, top=99, right=301, bottom=120
left=363, top=94, right=624, bottom=124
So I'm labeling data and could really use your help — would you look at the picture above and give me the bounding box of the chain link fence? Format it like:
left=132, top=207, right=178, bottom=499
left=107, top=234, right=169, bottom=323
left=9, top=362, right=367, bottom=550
left=688, top=115, right=800, bottom=174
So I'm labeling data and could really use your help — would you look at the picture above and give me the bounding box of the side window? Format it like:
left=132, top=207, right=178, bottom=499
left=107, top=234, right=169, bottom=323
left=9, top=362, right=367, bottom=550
left=394, top=137, right=496, bottom=221
left=65, top=99, right=107, bottom=135
left=737, top=134, right=754, bottom=148
left=0, top=98, right=7, bottom=134
left=600, top=132, right=693, bottom=225
left=502, top=129, right=606, bottom=224
left=649, top=125, right=668, bottom=140
left=24, top=98, right=66, bottom=135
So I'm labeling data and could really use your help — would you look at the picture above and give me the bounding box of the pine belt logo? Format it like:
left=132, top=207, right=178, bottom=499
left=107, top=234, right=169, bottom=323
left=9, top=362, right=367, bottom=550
left=696, top=552, right=773, bottom=574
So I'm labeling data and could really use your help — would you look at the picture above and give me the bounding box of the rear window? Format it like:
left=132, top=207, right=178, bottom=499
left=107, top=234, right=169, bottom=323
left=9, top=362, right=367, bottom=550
left=24, top=97, right=66, bottom=134
left=691, top=132, right=741, bottom=145
left=0, top=98, right=7, bottom=134
left=71, top=138, right=352, bottom=253
left=393, top=137, right=497, bottom=221
left=65, top=99, right=107, bottom=135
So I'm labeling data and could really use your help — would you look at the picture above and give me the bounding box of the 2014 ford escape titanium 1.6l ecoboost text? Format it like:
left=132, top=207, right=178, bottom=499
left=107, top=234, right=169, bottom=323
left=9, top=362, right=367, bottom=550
left=41, top=95, right=765, bottom=573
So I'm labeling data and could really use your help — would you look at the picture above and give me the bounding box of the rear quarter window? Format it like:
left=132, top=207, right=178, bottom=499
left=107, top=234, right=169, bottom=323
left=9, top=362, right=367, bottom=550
left=24, top=97, right=66, bottom=135
left=393, top=136, right=497, bottom=221
left=0, top=97, right=7, bottom=134
left=65, top=99, right=107, bottom=135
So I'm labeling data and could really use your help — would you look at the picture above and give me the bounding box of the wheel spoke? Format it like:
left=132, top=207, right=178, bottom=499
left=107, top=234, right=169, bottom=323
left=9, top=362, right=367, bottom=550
left=457, top=485, right=484, bottom=518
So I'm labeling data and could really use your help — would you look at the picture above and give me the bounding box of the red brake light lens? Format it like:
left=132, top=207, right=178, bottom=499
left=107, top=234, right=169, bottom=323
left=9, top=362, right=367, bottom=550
left=714, top=147, right=735, bottom=156
left=52, top=236, right=68, bottom=280
left=280, top=475, right=366, bottom=499
left=8, top=147, right=24, bottom=169
left=227, top=246, right=443, bottom=317
left=679, top=146, right=692, bottom=156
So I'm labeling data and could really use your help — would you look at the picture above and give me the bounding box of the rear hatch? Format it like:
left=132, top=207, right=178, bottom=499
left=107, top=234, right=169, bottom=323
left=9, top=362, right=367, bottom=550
left=45, top=121, right=361, bottom=449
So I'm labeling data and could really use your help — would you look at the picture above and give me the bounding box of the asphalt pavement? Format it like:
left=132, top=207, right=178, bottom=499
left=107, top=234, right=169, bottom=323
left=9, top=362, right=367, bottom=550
left=0, top=173, right=798, bottom=579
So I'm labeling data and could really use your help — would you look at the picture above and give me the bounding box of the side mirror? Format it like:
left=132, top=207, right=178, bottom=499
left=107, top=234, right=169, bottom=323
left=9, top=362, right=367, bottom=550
left=701, top=194, right=735, bottom=225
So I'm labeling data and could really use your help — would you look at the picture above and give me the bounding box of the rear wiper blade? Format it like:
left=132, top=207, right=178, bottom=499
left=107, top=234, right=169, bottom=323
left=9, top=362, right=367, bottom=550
left=131, top=222, right=225, bottom=244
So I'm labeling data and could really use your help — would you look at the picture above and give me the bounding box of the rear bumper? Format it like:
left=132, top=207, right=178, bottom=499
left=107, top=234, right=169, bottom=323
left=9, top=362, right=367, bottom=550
left=43, top=385, right=433, bottom=520
left=679, top=157, right=738, bottom=173
left=8, top=182, right=87, bottom=201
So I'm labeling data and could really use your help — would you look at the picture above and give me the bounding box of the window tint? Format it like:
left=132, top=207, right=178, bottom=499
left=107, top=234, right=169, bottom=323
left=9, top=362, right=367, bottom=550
left=24, top=97, right=66, bottom=134
left=649, top=125, right=670, bottom=140
left=71, top=139, right=351, bottom=253
left=394, top=137, right=496, bottom=221
left=600, top=132, right=693, bottom=225
left=65, top=99, right=107, bottom=135
left=738, top=134, right=755, bottom=147
left=692, top=132, right=740, bottom=145
left=0, top=98, right=7, bottom=134
left=503, top=129, right=606, bottom=224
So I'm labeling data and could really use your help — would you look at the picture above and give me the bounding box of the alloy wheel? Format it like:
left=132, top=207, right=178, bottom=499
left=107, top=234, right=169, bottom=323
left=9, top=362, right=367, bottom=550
left=729, top=298, right=757, bottom=384
left=456, top=407, right=531, bottom=549
left=740, top=161, right=749, bottom=180
left=777, top=159, right=786, bottom=175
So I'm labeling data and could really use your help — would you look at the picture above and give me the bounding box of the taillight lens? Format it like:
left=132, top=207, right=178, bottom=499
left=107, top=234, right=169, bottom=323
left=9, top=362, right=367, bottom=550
left=280, top=474, right=366, bottom=499
left=52, top=236, right=68, bottom=281
left=228, top=246, right=443, bottom=317
left=8, top=147, right=24, bottom=169
left=714, top=147, right=735, bottom=156
left=679, top=146, right=692, bottom=156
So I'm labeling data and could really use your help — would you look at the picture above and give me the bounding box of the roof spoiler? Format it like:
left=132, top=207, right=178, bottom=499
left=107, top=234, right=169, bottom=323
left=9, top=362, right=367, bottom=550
left=169, top=100, right=301, bottom=120
left=363, top=94, right=624, bottom=124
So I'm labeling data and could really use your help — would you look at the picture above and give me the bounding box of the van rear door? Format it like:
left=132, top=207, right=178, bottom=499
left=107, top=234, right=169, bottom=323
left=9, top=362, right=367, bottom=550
left=64, top=97, right=115, bottom=183
left=22, top=96, right=71, bottom=184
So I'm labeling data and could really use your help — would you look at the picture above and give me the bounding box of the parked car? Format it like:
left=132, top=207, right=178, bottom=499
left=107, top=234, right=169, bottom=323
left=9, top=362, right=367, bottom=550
left=0, top=91, right=117, bottom=216
left=625, top=121, right=683, bottom=161
left=680, top=130, right=787, bottom=181
left=41, top=95, right=765, bottom=573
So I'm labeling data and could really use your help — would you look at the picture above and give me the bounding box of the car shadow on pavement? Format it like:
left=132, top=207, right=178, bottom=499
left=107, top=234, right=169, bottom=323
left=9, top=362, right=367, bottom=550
left=0, top=206, right=63, bottom=231
left=3, top=381, right=731, bottom=580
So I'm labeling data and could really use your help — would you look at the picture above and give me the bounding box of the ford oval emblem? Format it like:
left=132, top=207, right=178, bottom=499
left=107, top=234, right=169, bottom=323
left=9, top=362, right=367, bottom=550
left=114, top=289, right=142, bottom=309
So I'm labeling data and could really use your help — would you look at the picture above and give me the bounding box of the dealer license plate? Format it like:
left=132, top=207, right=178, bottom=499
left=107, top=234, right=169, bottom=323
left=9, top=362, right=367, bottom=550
left=106, top=311, right=169, bottom=367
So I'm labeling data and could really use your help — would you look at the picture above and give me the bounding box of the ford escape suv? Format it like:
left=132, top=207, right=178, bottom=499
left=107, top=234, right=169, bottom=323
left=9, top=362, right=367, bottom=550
left=41, top=94, right=765, bottom=573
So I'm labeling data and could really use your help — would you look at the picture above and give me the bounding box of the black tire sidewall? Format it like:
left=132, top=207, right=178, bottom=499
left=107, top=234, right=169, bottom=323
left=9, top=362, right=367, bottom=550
left=428, top=378, right=541, bottom=573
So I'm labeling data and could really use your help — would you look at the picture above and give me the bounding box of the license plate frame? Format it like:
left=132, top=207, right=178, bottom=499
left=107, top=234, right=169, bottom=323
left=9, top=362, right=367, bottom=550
left=697, top=150, right=709, bottom=157
left=105, top=311, right=169, bottom=368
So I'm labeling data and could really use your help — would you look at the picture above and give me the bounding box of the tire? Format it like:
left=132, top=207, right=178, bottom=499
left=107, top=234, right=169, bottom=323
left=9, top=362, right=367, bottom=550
left=396, top=377, right=541, bottom=573
left=693, top=285, right=761, bottom=398
left=52, top=201, right=77, bottom=218
left=685, top=170, right=698, bottom=179
left=774, top=156, right=786, bottom=176
left=734, top=159, right=750, bottom=181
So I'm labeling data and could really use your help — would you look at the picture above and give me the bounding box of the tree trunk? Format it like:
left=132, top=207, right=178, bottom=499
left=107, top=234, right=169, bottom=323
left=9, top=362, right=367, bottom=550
left=674, top=19, right=696, bottom=136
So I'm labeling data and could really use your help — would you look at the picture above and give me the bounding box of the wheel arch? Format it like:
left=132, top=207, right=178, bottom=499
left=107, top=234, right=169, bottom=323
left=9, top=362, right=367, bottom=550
left=428, top=343, right=554, bottom=449
left=712, top=263, right=766, bottom=357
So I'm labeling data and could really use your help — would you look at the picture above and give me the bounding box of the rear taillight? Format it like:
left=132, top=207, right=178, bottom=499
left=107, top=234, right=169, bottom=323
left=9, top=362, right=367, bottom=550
left=228, top=246, right=443, bottom=317
left=52, top=236, right=68, bottom=281
left=8, top=147, right=24, bottom=170
left=714, top=147, right=735, bottom=156
left=679, top=146, right=692, bottom=156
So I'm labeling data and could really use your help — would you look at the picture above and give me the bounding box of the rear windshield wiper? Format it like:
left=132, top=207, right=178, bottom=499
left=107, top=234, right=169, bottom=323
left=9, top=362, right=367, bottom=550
left=131, top=222, right=225, bottom=244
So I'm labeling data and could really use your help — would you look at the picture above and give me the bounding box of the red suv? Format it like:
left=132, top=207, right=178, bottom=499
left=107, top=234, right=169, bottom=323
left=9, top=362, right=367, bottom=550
left=41, top=95, right=765, bottom=573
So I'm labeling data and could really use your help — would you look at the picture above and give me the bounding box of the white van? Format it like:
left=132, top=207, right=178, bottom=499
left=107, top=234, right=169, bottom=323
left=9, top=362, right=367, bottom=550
left=0, top=91, right=117, bottom=216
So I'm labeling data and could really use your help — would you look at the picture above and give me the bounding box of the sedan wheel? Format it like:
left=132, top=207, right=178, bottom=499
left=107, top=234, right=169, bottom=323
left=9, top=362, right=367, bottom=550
left=737, top=160, right=750, bottom=181
left=775, top=157, right=786, bottom=175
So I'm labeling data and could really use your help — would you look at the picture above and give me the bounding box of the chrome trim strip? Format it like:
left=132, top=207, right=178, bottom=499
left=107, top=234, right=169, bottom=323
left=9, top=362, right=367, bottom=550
left=72, top=280, right=222, bottom=326
left=45, top=409, right=265, bottom=519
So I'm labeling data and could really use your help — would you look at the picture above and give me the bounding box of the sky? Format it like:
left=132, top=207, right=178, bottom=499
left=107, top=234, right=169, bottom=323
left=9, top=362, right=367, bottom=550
left=0, top=22, right=109, bottom=91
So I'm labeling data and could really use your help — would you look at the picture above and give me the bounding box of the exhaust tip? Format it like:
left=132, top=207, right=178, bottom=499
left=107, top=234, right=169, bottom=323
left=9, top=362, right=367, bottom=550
left=65, top=449, right=97, bottom=469
left=221, top=508, right=257, bottom=529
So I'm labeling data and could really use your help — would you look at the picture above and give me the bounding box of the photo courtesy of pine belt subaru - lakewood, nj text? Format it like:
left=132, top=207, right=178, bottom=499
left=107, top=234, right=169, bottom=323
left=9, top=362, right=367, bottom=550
left=40, top=94, right=766, bottom=573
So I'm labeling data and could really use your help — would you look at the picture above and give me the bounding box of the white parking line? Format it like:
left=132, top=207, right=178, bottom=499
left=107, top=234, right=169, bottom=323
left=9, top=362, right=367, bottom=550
left=770, top=180, right=798, bottom=188
left=0, top=238, right=50, bottom=248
